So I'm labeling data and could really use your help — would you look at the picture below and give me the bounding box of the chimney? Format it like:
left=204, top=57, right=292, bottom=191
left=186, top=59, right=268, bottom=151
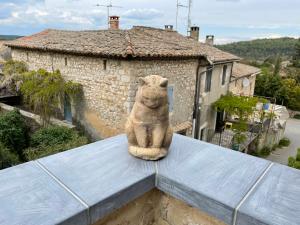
left=164, top=25, right=173, bottom=31
left=109, top=16, right=119, bottom=30
left=206, top=35, right=214, bottom=46
left=190, top=26, right=200, bottom=41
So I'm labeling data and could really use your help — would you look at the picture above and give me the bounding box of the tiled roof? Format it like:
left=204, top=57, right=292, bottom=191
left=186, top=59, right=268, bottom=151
left=232, top=62, right=260, bottom=79
left=6, top=27, right=240, bottom=63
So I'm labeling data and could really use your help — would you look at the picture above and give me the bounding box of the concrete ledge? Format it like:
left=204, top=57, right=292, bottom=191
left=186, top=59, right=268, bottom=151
left=0, top=134, right=300, bottom=225
left=0, top=102, right=75, bottom=129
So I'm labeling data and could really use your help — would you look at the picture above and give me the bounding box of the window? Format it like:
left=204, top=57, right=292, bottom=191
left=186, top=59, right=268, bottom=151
left=103, top=60, right=107, bottom=70
left=200, top=128, right=205, bottom=140
left=167, top=86, right=174, bottom=112
left=222, top=65, right=227, bottom=85
left=205, top=68, right=212, bottom=92
left=64, top=57, right=68, bottom=66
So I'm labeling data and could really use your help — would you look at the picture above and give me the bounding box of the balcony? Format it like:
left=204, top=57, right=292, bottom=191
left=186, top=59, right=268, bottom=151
left=0, top=134, right=299, bottom=225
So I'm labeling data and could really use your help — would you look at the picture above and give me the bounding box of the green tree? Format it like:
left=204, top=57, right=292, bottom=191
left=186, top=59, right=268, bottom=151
left=296, top=38, right=300, bottom=59
left=273, top=56, right=281, bottom=76
left=0, top=109, right=28, bottom=158
left=20, top=69, right=82, bottom=125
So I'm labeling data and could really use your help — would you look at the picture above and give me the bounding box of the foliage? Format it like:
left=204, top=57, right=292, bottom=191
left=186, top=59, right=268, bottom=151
left=0, top=35, right=21, bottom=40
left=213, top=94, right=259, bottom=121
left=0, top=109, right=28, bottom=157
left=233, top=132, right=247, bottom=145
left=0, top=142, right=20, bottom=169
left=217, top=37, right=298, bottom=60
left=294, top=114, right=300, bottom=119
left=255, top=72, right=300, bottom=110
left=3, top=60, right=28, bottom=77
left=278, top=137, right=291, bottom=147
left=297, top=148, right=300, bottom=161
left=259, top=146, right=271, bottom=157
left=288, top=148, right=300, bottom=170
left=30, top=125, right=77, bottom=147
left=0, top=60, right=28, bottom=94
left=24, top=126, right=88, bottom=161
left=20, top=69, right=82, bottom=125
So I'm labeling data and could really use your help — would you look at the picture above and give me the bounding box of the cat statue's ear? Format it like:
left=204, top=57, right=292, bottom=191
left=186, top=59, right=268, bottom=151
left=138, top=77, right=147, bottom=86
left=160, top=78, right=168, bottom=87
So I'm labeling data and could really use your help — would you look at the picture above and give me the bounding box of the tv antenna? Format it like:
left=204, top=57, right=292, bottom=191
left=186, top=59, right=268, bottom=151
left=96, top=1, right=123, bottom=28
left=175, top=0, right=188, bottom=31
left=187, top=0, right=192, bottom=35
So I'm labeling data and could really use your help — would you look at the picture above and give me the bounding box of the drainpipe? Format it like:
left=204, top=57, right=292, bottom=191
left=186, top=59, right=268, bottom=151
left=227, top=62, right=234, bottom=94
left=192, top=60, right=213, bottom=139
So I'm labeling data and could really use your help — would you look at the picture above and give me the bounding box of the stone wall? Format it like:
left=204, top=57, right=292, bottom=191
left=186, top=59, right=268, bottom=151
left=0, top=41, right=11, bottom=62
left=93, top=189, right=225, bottom=225
left=229, top=75, right=256, bottom=97
left=11, top=49, right=198, bottom=139
left=127, top=59, right=198, bottom=126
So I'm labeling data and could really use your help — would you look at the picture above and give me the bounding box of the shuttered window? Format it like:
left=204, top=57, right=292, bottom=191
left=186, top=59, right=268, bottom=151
left=205, top=69, right=212, bottom=92
left=167, top=86, right=174, bottom=112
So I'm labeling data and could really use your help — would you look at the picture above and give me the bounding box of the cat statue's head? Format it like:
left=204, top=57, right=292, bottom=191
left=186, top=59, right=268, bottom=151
left=136, top=75, right=169, bottom=109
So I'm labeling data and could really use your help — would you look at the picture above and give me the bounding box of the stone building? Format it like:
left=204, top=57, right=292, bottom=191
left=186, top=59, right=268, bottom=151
left=229, top=62, right=260, bottom=97
left=6, top=17, right=240, bottom=140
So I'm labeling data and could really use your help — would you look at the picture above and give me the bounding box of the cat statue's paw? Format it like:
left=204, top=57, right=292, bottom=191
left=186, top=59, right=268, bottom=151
left=128, top=145, right=168, bottom=161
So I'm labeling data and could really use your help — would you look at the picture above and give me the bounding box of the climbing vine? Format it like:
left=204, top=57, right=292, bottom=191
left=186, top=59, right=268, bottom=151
left=20, top=69, right=82, bottom=125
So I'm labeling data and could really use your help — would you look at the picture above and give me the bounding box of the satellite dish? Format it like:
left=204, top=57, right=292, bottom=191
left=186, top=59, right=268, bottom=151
left=243, top=78, right=250, bottom=87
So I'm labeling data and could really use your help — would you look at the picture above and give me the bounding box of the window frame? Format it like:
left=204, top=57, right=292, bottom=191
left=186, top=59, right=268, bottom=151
left=103, top=60, right=107, bottom=70
left=222, top=65, right=227, bottom=85
left=205, top=68, right=213, bottom=92
left=167, top=85, right=174, bottom=113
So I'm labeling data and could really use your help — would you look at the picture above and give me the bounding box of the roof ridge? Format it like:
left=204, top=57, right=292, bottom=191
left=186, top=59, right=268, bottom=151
left=124, top=30, right=134, bottom=57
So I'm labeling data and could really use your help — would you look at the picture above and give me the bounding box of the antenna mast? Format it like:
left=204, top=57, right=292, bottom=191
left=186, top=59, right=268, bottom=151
left=187, top=0, right=192, bottom=35
left=96, top=1, right=123, bottom=28
left=176, top=0, right=188, bottom=31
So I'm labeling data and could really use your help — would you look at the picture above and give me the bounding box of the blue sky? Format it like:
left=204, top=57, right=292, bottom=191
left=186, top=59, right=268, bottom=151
left=0, top=0, right=299, bottom=44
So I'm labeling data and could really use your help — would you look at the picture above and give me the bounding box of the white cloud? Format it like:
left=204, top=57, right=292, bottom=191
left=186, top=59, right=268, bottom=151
left=122, top=8, right=163, bottom=20
left=0, top=0, right=107, bottom=29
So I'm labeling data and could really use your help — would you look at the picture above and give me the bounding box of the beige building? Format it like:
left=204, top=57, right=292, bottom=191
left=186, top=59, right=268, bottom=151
left=6, top=18, right=239, bottom=140
left=229, top=63, right=260, bottom=97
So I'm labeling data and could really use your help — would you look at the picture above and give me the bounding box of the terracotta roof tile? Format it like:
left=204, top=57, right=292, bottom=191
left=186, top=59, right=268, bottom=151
left=6, top=26, right=240, bottom=63
left=232, top=62, right=260, bottom=79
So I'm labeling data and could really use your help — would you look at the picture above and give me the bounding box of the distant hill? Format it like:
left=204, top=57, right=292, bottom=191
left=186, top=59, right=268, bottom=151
left=216, top=37, right=298, bottom=60
left=0, top=35, right=22, bottom=40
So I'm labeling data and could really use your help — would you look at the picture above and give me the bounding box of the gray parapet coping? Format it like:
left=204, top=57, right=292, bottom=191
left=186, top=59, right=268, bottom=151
left=236, top=163, right=300, bottom=225
left=0, top=162, right=88, bottom=225
left=0, top=134, right=299, bottom=225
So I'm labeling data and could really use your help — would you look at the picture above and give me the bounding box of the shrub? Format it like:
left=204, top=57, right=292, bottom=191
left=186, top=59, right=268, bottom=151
left=271, top=144, right=278, bottom=151
left=288, top=156, right=296, bottom=167
left=260, top=146, right=271, bottom=156
left=294, top=114, right=300, bottom=119
left=30, top=125, right=74, bottom=147
left=278, top=137, right=291, bottom=147
left=296, top=148, right=300, bottom=161
left=24, top=126, right=88, bottom=161
left=0, top=109, right=28, bottom=156
left=0, top=142, right=20, bottom=169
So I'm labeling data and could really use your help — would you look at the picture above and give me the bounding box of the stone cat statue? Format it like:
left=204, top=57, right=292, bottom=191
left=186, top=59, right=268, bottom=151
left=125, top=75, right=173, bottom=160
